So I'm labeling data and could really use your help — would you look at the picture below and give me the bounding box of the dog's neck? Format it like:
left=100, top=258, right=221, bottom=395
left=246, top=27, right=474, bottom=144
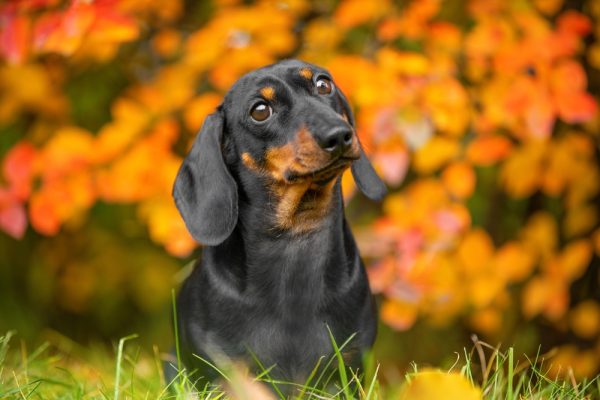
left=205, top=175, right=358, bottom=308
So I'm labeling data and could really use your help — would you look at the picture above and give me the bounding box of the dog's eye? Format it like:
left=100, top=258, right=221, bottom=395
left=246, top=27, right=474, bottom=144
left=250, top=102, right=272, bottom=122
left=316, top=78, right=334, bottom=95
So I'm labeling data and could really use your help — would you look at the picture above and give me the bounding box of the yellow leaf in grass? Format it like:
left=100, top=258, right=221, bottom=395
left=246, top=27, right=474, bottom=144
left=399, top=369, right=482, bottom=400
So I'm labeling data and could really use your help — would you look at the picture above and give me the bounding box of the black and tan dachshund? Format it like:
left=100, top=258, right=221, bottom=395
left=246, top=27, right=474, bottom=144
left=171, top=59, right=387, bottom=390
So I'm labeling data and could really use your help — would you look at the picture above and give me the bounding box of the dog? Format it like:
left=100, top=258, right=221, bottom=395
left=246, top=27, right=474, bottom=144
left=171, top=59, right=387, bottom=390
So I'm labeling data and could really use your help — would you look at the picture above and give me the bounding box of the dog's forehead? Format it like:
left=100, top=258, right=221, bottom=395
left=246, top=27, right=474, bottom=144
left=228, top=60, right=329, bottom=95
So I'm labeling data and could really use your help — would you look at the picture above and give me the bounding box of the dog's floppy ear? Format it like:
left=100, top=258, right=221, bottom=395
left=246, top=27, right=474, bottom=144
left=173, top=111, right=238, bottom=245
left=337, top=90, right=387, bottom=201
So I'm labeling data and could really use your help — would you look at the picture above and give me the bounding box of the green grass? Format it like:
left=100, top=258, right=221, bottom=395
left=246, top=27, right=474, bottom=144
left=0, top=330, right=598, bottom=399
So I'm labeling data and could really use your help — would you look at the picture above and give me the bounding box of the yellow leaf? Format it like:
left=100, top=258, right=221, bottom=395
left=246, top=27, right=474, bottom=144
left=423, top=78, right=469, bottom=137
left=413, top=136, right=460, bottom=174
left=564, top=205, right=598, bottom=238
left=494, top=242, right=536, bottom=282
left=442, top=161, right=476, bottom=199
left=500, top=141, right=545, bottom=198
left=593, top=228, right=600, bottom=257
left=522, top=276, right=569, bottom=320
left=533, top=0, right=564, bottom=15
left=468, top=275, right=504, bottom=308
left=376, top=47, right=430, bottom=76
left=381, top=299, right=418, bottom=331
left=456, top=229, right=494, bottom=275
left=138, top=196, right=197, bottom=257
left=548, top=346, right=599, bottom=380
left=569, top=301, right=600, bottom=339
left=399, top=369, right=482, bottom=400
left=469, top=308, right=502, bottom=335
left=557, top=239, right=593, bottom=281
left=183, top=93, right=222, bottom=133
left=520, top=212, right=557, bottom=260
left=151, top=29, right=181, bottom=58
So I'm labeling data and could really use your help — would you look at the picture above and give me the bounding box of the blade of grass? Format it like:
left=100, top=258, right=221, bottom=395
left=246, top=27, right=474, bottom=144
left=246, top=349, right=285, bottom=399
left=507, top=347, right=514, bottom=400
left=326, top=325, right=352, bottom=400
left=365, top=363, right=380, bottom=400
left=114, top=334, right=138, bottom=400
left=192, top=353, right=231, bottom=383
left=171, top=289, right=182, bottom=379
left=296, top=356, right=324, bottom=399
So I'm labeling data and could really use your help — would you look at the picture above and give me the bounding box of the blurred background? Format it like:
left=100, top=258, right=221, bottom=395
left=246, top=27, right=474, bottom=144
left=0, top=0, right=599, bottom=381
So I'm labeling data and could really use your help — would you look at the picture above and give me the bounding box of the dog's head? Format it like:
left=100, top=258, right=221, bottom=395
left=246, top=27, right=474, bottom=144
left=174, top=60, right=386, bottom=245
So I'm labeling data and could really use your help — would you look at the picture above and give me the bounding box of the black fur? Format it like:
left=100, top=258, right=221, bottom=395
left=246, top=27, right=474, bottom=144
left=171, top=60, right=386, bottom=390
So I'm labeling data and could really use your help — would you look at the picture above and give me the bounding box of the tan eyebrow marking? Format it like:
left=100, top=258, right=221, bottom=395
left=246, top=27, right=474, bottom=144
left=299, top=67, right=313, bottom=79
left=260, top=86, right=275, bottom=100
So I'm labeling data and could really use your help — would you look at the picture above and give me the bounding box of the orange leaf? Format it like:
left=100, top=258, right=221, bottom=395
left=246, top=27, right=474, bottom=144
left=466, top=135, right=513, bottom=166
left=334, top=0, right=391, bottom=29
left=29, top=187, right=61, bottom=235
left=88, top=11, right=139, bottom=44
left=41, top=126, right=96, bottom=178
left=34, top=4, right=95, bottom=55
left=2, top=141, right=37, bottom=200
left=551, top=60, right=587, bottom=95
left=29, top=171, right=96, bottom=236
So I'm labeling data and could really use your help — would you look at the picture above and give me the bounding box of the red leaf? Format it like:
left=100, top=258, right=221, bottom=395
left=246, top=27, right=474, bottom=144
left=556, top=92, right=598, bottom=123
left=0, top=188, right=27, bottom=239
left=0, top=11, right=30, bottom=64
left=33, top=3, right=95, bottom=55
left=557, top=10, right=592, bottom=37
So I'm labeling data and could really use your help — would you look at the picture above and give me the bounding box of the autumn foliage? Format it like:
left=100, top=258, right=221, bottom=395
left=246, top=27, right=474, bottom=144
left=1, top=0, right=599, bottom=379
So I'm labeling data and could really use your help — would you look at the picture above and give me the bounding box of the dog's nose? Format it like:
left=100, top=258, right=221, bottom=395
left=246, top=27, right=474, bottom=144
left=317, top=127, right=353, bottom=154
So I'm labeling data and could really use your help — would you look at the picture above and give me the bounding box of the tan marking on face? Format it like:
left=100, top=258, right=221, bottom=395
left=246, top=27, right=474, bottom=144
left=264, top=143, right=296, bottom=181
left=241, top=152, right=262, bottom=173
left=299, top=67, right=313, bottom=80
left=292, top=126, right=330, bottom=171
left=273, top=179, right=337, bottom=233
left=349, top=134, right=360, bottom=157
left=260, top=86, right=275, bottom=100
left=245, top=126, right=349, bottom=233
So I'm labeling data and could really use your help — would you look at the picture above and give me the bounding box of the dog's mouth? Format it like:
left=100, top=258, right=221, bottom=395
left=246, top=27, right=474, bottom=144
left=284, top=154, right=359, bottom=184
